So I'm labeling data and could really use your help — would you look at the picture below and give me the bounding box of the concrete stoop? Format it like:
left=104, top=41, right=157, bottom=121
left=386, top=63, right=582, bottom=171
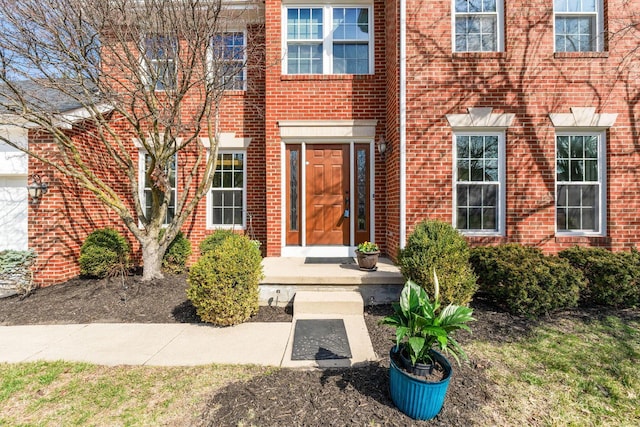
left=281, top=290, right=378, bottom=369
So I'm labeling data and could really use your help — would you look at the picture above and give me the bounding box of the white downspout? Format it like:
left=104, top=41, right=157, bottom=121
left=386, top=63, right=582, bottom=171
left=399, top=0, right=407, bottom=248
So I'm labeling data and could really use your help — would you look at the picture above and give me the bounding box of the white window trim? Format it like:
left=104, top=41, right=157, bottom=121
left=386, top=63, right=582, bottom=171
left=452, top=130, right=506, bottom=236
left=555, top=130, right=607, bottom=236
left=206, top=150, right=248, bottom=230
left=451, top=0, right=504, bottom=53
left=553, top=0, right=604, bottom=52
left=138, top=150, right=178, bottom=228
left=281, top=3, right=375, bottom=75
left=208, top=28, right=248, bottom=91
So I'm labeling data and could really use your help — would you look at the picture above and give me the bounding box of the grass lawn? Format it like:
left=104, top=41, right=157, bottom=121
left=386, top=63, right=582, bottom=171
left=472, top=313, right=640, bottom=426
left=0, top=363, right=269, bottom=426
left=1, top=312, right=638, bottom=426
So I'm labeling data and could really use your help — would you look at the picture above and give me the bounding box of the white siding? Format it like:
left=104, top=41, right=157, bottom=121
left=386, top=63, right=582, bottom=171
left=0, top=126, right=29, bottom=250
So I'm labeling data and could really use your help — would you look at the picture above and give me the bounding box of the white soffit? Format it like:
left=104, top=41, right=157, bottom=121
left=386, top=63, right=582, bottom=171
left=549, top=107, right=618, bottom=128
left=278, top=120, right=378, bottom=139
left=446, top=107, right=515, bottom=128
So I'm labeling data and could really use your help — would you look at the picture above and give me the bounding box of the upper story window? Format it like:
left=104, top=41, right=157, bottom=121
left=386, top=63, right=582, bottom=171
left=453, top=0, right=503, bottom=52
left=213, top=32, right=246, bottom=91
left=143, top=36, right=177, bottom=91
left=556, top=132, right=605, bottom=234
left=283, top=5, right=373, bottom=75
left=454, top=132, right=505, bottom=234
left=554, top=0, right=603, bottom=52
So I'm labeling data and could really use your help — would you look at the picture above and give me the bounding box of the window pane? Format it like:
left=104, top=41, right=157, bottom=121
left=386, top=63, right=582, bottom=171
left=455, top=159, right=467, bottom=181
left=457, top=208, right=468, bottom=229
left=483, top=207, right=496, bottom=229
left=469, top=208, right=482, bottom=229
left=570, top=135, right=583, bottom=157
left=484, top=185, right=497, bottom=206
left=290, top=149, right=299, bottom=231
left=457, top=185, right=468, bottom=206
left=557, top=136, right=569, bottom=158
left=570, top=159, right=584, bottom=181
left=456, top=135, right=469, bottom=157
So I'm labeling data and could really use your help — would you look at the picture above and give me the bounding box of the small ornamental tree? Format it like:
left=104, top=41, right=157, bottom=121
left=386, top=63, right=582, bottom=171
left=0, top=0, right=264, bottom=280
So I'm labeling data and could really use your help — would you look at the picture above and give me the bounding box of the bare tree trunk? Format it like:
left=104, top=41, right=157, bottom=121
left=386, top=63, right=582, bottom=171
left=140, top=236, right=164, bottom=281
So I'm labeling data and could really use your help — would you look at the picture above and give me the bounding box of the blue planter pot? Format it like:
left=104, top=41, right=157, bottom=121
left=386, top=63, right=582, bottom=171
left=389, top=347, right=452, bottom=420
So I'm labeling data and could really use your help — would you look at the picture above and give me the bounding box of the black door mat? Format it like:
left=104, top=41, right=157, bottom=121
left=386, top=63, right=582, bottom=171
left=291, top=319, right=352, bottom=360
left=304, top=257, right=355, bottom=265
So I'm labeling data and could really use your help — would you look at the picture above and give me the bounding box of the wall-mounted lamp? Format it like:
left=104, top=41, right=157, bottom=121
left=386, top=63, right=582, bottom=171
left=27, top=174, right=48, bottom=204
left=377, top=136, right=390, bottom=159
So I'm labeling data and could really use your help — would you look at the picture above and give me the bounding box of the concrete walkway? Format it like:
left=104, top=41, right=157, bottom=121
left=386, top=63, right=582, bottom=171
left=0, top=258, right=394, bottom=367
left=0, top=319, right=378, bottom=367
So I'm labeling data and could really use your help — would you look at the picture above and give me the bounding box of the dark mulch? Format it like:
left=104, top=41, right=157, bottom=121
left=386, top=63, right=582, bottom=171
left=0, top=273, right=292, bottom=325
left=2, top=273, right=636, bottom=426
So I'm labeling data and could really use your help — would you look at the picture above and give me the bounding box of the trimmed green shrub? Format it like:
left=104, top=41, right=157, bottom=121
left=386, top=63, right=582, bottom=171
left=559, top=246, right=640, bottom=308
left=398, top=219, right=478, bottom=305
left=470, top=244, right=585, bottom=317
left=187, top=234, right=263, bottom=326
left=199, top=229, right=237, bottom=255
left=161, top=230, right=192, bottom=274
left=79, top=228, right=130, bottom=278
left=0, top=250, right=37, bottom=296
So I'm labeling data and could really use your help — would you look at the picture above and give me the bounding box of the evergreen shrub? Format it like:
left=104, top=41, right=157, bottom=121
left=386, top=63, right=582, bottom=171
left=187, top=234, right=263, bottom=326
left=161, top=230, right=192, bottom=274
left=470, top=244, right=585, bottom=317
left=559, top=246, right=640, bottom=307
left=79, top=228, right=130, bottom=278
left=199, top=229, right=237, bottom=255
left=398, top=219, right=478, bottom=305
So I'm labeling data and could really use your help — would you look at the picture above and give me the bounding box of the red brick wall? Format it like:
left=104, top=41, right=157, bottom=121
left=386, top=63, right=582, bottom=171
left=29, top=25, right=266, bottom=286
left=263, top=0, right=388, bottom=256
left=403, top=0, right=640, bottom=253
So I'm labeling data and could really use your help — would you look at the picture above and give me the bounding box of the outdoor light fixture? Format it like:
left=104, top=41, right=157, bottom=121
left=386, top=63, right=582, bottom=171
left=27, top=174, right=48, bottom=204
left=377, top=136, right=390, bottom=159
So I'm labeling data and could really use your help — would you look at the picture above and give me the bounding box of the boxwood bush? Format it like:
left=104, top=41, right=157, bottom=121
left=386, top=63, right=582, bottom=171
left=161, top=230, right=192, bottom=274
left=398, top=219, right=478, bottom=305
left=470, top=244, right=585, bottom=317
left=79, top=228, right=130, bottom=278
left=199, top=229, right=237, bottom=255
left=559, top=246, right=640, bottom=308
left=187, top=234, right=263, bottom=326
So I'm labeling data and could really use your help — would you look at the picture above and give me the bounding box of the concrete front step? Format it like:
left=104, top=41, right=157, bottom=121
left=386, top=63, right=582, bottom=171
left=293, top=290, right=364, bottom=317
left=259, top=257, right=405, bottom=307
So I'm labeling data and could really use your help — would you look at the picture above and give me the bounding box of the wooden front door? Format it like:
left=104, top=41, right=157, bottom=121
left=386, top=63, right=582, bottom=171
left=305, top=145, right=350, bottom=245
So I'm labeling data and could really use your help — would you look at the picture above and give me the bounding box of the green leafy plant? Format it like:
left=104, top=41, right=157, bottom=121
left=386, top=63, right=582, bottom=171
left=470, top=244, right=585, bottom=317
left=187, top=234, right=264, bottom=326
left=381, top=271, right=475, bottom=366
left=79, top=228, right=130, bottom=278
left=357, top=241, right=379, bottom=253
left=398, top=219, right=478, bottom=305
left=160, top=230, right=192, bottom=274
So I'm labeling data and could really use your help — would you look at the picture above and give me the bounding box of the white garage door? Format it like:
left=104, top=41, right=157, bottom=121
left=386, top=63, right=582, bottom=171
left=0, top=175, right=28, bottom=251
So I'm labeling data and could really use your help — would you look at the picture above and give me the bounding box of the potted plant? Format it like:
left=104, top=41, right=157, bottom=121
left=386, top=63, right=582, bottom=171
left=355, top=241, right=380, bottom=270
left=381, top=270, right=475, bottom=420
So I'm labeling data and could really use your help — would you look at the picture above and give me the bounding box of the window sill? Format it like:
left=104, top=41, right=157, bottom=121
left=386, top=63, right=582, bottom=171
left=452, top=52, right=506, bottom=60
left=554, top=52, right=609, bottom=59
left=555, top=235, right=610, bottom=244
left=281, top=74, right=375, bottom=81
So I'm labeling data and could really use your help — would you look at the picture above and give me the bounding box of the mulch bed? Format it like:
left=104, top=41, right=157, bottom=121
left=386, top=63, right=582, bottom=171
left=1, top=273, right=635, bottom=426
